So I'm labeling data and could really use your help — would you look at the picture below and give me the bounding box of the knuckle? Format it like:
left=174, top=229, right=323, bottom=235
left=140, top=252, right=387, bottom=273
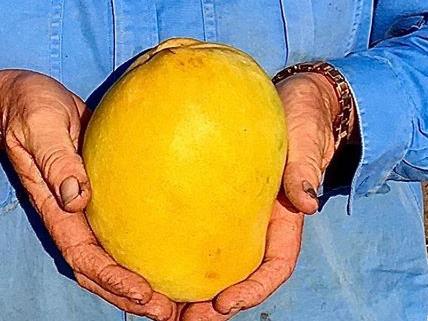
left=242, top=280, right=266, bottom=305
left=40, top=148, right=66, bottom=173
left=61, top=242, right=97, bottom=272
left=21, top=104, right=71, bottom=135
left=31, top=193, right=55, bottom=218
left=23, top=105, right=67, bottom=131
left=97, top=264, right=122, bottom=288
left=40, top=148, right=80, bottom=180
left=95, top=264, right=141, bottom=297
left=74, top=274, right=134, bottom=314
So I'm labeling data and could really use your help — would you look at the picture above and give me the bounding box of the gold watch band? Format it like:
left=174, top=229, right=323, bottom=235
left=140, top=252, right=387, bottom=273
left=272, top=61, right=355, bottom=149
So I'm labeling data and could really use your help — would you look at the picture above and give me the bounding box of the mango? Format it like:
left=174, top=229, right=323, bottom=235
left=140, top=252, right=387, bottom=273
left=83, top=38, right=286, bottom=302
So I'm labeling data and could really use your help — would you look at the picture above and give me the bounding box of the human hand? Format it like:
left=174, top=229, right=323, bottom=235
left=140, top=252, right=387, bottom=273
left=179, top=196, right=303, bottom=320
left=0, top=70, right=176, bottom=320
left=277, top=72, right=355, bottom=214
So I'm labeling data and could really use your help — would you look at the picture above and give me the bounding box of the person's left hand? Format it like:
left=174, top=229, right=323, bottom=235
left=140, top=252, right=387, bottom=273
left=179, top=196, right=303, bottom=321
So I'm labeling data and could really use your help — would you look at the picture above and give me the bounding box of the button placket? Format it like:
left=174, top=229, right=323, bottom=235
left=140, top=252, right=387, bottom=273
left=49, top=0, right=64, bottom=81
left=111, top=0, right=159, bottom=70
left=201, top=0, right=217, bottom=42
left=111, top=0, right=131, bottom=69
left=278, top=0, right=315, bottom=65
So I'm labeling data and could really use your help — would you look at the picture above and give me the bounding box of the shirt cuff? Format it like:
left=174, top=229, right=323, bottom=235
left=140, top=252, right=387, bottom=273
left=328, top=55, right=414, bottom=213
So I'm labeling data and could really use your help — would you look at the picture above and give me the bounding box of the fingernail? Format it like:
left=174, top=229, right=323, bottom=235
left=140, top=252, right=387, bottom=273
left=226, top=302, right=242, bottom=314
left=133, top=299, right=146, bottom=305
left=129, top=292, right=145, bottom=302
left=60, top=176, right=80, bottom=205
left=302, top=180, right=317, bottom=199
left=229, top=307, right=241, bottom=315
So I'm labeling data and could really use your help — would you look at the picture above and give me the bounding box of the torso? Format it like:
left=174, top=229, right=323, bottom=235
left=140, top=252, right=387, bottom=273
left=1, top=2, right=427, bottom=321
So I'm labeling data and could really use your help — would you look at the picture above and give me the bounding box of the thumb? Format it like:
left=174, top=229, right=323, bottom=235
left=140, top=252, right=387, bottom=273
left=283, top=157, right=322, bottom=214
left=23, top=96, right=91, bottom=213
left=277, top=74, right=336, bottom=214
left=282, top=105, right=331, bottom=214
left=282, top=118, right=334, bottom=214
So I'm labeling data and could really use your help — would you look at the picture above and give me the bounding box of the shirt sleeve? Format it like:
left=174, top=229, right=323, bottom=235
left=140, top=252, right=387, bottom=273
left=328, top=14, right=428, bottom=205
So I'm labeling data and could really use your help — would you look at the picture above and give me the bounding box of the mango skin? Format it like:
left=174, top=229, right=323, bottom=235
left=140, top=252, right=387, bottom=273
left=83, top=38, right=287, bottom=302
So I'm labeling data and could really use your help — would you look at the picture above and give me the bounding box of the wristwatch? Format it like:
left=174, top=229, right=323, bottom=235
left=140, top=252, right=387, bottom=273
left=272, top=61, right=355, bottom=149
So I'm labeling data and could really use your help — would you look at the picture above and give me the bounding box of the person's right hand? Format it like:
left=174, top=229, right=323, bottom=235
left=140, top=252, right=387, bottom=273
left=0, top=70, right=177, bottom=320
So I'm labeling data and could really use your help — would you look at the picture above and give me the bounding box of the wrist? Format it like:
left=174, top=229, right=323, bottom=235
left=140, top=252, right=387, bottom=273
left=304, top=72, right=358, bottom=141
left=299, top=72, right=341, bottom=124
left=273, top=62, right=358, bottom=148
left=275, top=72, right=341, bottom=129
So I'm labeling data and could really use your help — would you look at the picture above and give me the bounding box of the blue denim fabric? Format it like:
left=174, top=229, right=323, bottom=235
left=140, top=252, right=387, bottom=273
left=0, top=1, right=427, bottom=320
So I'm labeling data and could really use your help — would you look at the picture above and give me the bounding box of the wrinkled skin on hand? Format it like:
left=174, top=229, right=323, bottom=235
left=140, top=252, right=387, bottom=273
left=0, top=70, right=176, bottom=320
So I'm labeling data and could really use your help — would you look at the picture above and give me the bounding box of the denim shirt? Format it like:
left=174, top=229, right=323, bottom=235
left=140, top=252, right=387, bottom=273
left=0, top=1, right=427, bottom=321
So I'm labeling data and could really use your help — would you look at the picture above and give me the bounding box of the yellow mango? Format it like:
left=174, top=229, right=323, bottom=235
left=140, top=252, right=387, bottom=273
left=83, top=38, right=286, bottom=302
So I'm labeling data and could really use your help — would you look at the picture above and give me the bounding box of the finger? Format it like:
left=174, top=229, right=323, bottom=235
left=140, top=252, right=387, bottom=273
left=277, top=78, right=334, bottom=214
left=64, top=237, right=153, bottom=303
left=20, top=93, right=91, bottom=212
left=76, top=272, right=174, bottom=321
left=283, top=158, right=321, bottom=215
left=181, top=302, right=237, bottom=321
left=72, top=94, right=92, bottom=130
left=214, top=200, right=303, bottom=314
left=6, top=133, right=88, bottom=227
left=6, top=143, right=153, bottom=303
left=170, top=303, right=188, bottom=321
left=283, top=101, right=326, bottom=214
left=43, top=202, right=154, bottom=302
